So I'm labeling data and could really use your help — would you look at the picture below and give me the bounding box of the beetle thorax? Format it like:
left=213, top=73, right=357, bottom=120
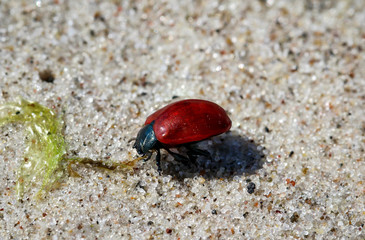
left=133, top=121, right=157, bottom=155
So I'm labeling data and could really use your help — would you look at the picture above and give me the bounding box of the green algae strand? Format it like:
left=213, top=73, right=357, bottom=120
left=0, top=98, right=67, bottom=199
left=0, top=98, right=136, bottom=200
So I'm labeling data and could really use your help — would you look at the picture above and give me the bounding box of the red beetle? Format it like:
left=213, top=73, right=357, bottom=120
left=133, top=99, right=231, bottom=172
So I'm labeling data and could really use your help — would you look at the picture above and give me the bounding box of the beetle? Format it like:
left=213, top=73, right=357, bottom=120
left=133, top=99, right=231, bottom=172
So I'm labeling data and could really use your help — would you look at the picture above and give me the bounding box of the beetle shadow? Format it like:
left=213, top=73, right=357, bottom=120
left=161, top=131, right=266, bottom=180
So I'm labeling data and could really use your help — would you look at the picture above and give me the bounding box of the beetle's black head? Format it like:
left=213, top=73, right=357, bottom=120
left=133, top=121, right=157, bottom=155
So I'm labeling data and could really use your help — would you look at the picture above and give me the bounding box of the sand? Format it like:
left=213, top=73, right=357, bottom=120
left=0, top=0, right=364, bottom=239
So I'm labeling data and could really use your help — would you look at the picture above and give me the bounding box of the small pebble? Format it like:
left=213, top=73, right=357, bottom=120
left=247, top=182, right=256, bottom=194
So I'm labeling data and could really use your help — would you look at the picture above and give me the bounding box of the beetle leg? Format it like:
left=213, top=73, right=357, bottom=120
left=165, top=148, right=190, bottom=166
left=156, top=149, right=162, bottom=174
left=186, top=144, right=211, bottom=158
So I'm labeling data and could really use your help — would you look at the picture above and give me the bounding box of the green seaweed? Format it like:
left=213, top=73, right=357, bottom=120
left=0, top=98, right=137, bottom=200
left=0, top=98, right=67, bottom=199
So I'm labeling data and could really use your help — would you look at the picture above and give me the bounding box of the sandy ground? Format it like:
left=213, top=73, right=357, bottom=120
left=0, top=0, right=364, bottom=239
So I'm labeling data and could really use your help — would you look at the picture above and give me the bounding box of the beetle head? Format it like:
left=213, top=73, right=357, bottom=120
left=133, top=121, right=157, bottom=155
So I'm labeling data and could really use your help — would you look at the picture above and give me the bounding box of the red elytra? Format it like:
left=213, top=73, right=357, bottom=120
left=145, top=99, right=231, bottom=145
